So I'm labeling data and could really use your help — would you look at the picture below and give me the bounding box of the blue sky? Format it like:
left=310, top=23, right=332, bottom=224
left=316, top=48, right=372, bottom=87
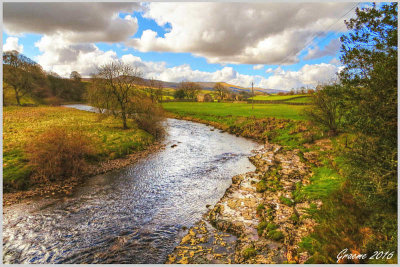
left=3, top=2, right=363, bottom=90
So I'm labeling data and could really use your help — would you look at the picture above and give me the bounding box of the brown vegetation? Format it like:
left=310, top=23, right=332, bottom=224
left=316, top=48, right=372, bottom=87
left=26, top=127, right=95, bottom=182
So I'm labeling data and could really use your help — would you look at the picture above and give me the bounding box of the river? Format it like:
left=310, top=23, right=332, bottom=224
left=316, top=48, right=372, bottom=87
left=3, top=105, right=261, bottom=264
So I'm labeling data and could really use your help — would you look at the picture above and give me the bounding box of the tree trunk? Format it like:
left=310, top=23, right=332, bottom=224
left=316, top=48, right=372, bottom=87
left=14, top=88, right=21, bottom=106
left=121, top=107, right=128, bottom=129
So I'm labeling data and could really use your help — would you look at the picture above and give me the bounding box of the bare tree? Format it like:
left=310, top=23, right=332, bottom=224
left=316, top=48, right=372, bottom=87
left=213, top=82, right=229, bottom=101
left=145, top=78, right=164, bottom=103
left=178, top=81, right=202, bottom=99
left=90, top=62, right=142, bottom=129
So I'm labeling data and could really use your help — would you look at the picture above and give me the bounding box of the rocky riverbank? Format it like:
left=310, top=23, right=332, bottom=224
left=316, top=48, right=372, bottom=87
left=3, top=142, right=165, bottom=206
left=166, top=141, right=319, bottom=264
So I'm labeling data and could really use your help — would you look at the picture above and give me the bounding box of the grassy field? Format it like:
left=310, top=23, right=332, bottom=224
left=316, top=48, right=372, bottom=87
left=162, top=102, right=308, bottom=121
left=285, top=96, right=312, bottom=103
left=248, top=94, right=309, bottom=101
left=3, top=106, right=154, bottom=190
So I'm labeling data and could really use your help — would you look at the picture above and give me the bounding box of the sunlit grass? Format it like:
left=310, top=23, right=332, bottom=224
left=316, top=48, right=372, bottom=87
left=3, top=106, right=154, bottom=188
left=162, top=102, right=308, bottom=121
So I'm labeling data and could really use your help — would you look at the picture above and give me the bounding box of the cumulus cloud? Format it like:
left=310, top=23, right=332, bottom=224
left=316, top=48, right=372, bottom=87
left=3, top=37, right=23, bottom=53
left=253, top=64, right=264, bottom=70
left=128, top=2, right=354, bottom=64
left=34, top=35, right=119, bottom=77
left=34, top=33, right=339, bottom=90
left=304, top=38, right=341, bottom=60
left=259, top=63, right=339, bottom=89
left=4, top=2, right=140, bottom=43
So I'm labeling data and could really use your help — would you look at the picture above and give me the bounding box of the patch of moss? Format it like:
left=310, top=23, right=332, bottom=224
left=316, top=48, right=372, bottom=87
left=289, top=213, right=300, bottom=223
left=256, top=203, right=265, bottom=216
left=266, top=222, right=278, bottom=231
left=257, top=221, right=268, bottom=236
left=242, top=247, right=257, bottom=259
left=256, top=179, right=268, bottom=193
left=267, top=230, right=284, bottom=241
left=279, top=195, right=295, bottom=206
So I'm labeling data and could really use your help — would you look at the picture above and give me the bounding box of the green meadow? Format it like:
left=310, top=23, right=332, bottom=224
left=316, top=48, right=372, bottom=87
left=162, top=102, right=308, bottom=121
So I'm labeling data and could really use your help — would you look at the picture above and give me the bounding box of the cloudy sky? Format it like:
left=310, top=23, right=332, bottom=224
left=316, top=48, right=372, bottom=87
left=3, top=2, right=364, bottom=90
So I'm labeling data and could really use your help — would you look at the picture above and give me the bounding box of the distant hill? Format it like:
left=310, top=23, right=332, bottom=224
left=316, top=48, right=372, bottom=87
left=82, top=77, right=286, bottom=94
left=146, top=80, right=286, bottom=94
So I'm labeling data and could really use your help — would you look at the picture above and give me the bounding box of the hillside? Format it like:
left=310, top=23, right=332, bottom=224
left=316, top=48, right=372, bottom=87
left=81, top=77, right=286, bottom=94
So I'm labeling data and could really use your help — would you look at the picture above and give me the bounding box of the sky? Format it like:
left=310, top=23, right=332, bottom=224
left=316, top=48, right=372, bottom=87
left=2, top=2, right=366, bottom=90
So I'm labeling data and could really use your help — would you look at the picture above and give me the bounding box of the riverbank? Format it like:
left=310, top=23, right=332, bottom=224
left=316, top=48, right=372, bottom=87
left=166, top=140, right=325, bottom=263
left=3, top=106, right=160, bottom=204
left=164, top=108, right=343, bottom=263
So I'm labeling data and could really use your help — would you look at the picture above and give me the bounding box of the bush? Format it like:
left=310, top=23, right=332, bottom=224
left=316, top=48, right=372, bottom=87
left=131, top=97, right=165, bottom=139
left=26, top=127, right=95, bottom=181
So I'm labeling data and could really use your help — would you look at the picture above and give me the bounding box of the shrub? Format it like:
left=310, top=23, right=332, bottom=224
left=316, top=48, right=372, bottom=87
left=131, top=97, right=165, bottom=139
left=26, top=127, right=95, bottom=181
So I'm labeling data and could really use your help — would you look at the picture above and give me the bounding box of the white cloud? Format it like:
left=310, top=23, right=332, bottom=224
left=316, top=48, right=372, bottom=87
left=3, top=37, right=23, bottom=53
left=34, top=34, right=339, bottom=90
left=128, top=2, right=354, bottom=64
left=253, top=64, right=264, bottom=70
left=259, top=63, right=339, bottom=89
left=265, top=68, right=274, bottom=73
left=35, top=35, right=118, bottom=77
left=304, top=38, right=341, bottom=60
left=4, top=3, right=140, bottom=43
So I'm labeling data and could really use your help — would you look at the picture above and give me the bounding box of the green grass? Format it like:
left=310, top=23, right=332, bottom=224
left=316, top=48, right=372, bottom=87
left=285, top=96, right=312, bottom=103
left=162, top=102, right=308, bottom=121
left=3, top=106, right=154, bottom=190
left=294, top=166, right=344, bottom=201
left=248, top=94, right=309, bottom=101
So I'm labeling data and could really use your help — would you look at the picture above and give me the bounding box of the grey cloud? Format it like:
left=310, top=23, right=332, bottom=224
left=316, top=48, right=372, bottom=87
left=129, top=2, right=354, bottom=65
left=303, top=38, right=341, bottom=60
left=4, top=2, right=141, bottom=43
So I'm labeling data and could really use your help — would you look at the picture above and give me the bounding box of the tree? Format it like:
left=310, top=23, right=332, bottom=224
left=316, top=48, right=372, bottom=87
left=174, top=88, right=186, bottom=99
left=339, top=2, right=397, bottom=207
left=213, top=82, right=229, bottom=101
left=303, top=4, right=398, bottom=262
left=70, top=71, right=82, bottom=82
left=90, top=62, right=143, bottom=129
left=340, top=2, right=397, bottom=141
left=178, top=81, right=202, bottom=99
left=145, top=78, right=164, bottom=103
left=304, top=83, right=345, bottom=135
left=3, top=50, right=47, bottom=105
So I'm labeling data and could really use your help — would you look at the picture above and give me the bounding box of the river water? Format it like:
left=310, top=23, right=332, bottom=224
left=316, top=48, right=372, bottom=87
left=3, top=105, right=261, bottom=264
